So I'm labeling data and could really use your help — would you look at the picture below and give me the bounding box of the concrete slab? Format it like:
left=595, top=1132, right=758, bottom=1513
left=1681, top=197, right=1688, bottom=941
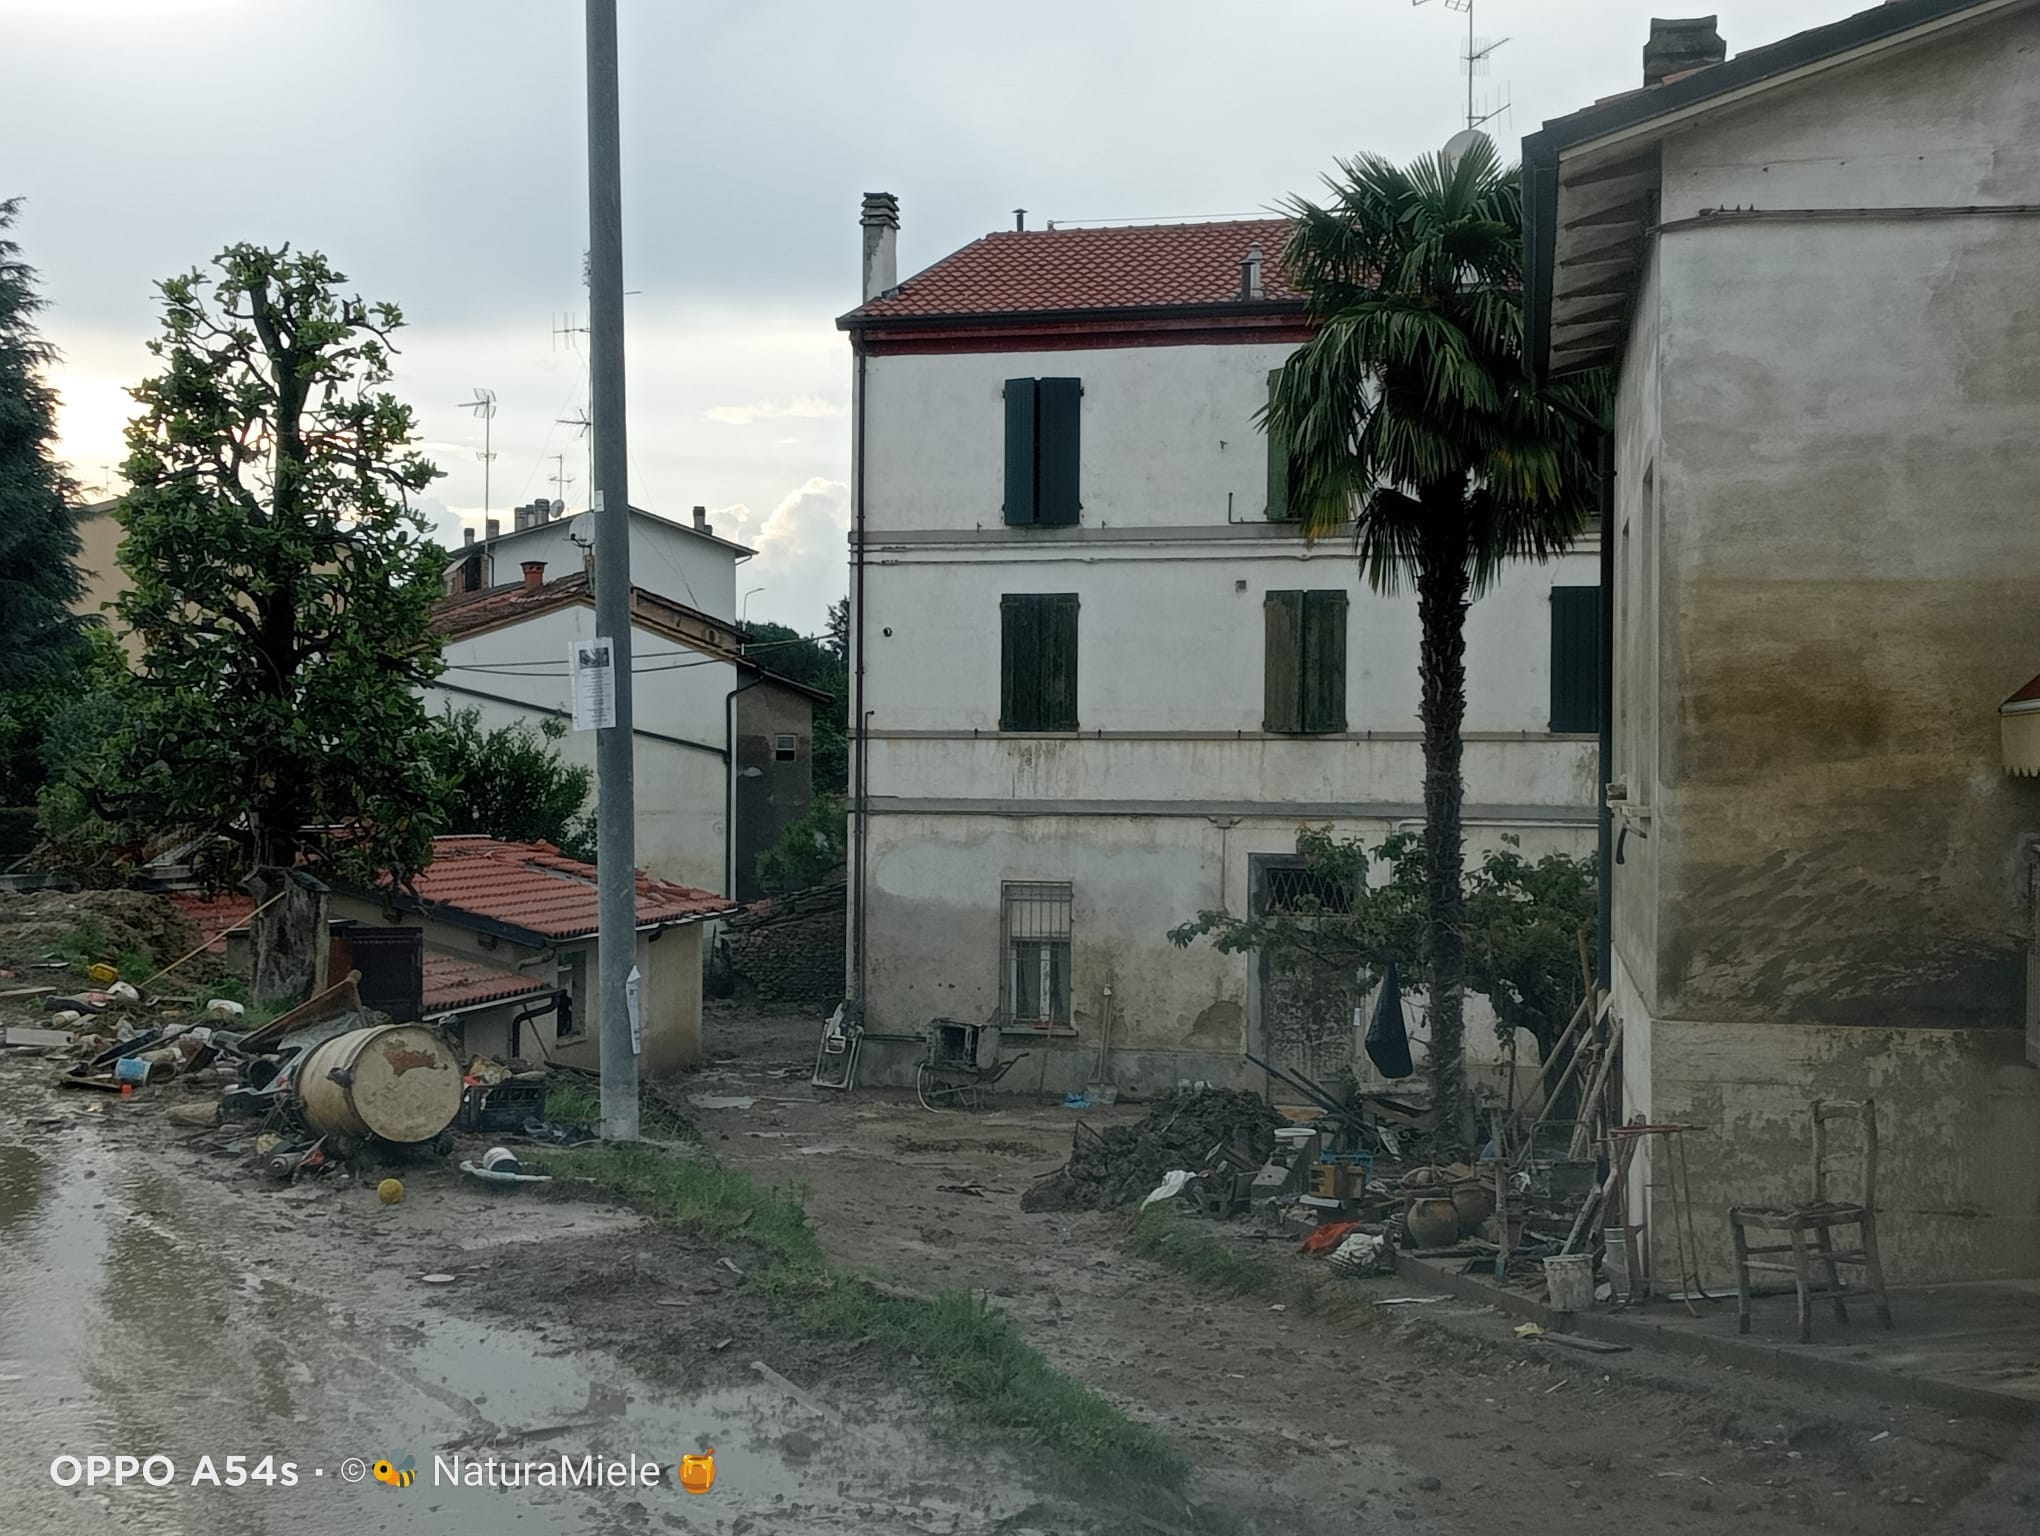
left=1394, top=1252, right=2040, bottom=1422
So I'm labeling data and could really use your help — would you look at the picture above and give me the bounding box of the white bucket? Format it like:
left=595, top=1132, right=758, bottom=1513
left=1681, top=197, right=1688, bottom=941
left=1544, top=1253, right=1595, bottom=1312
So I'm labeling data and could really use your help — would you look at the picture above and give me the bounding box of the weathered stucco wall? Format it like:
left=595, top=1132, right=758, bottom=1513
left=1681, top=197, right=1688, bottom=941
left=860, top=810, right=1592, bottom=1093
left=1651, top=10, right=2040, bottom=1029
left=1651, top=1018, right=2040, bottom=1285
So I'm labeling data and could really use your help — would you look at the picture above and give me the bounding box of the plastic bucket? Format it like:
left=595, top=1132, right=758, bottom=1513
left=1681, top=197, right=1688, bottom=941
left=1544, top=1253, right=1595, bottom=1312
left=113, top=1056, right=150, bottom=1085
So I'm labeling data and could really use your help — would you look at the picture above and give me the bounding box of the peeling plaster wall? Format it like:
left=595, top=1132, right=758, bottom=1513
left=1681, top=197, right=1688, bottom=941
left=859, top=810, right=1592, bottom=1094
left=1607, top=9, right=2040, bottom=1281
left=1652, top=1019, right=2040, bottom=1284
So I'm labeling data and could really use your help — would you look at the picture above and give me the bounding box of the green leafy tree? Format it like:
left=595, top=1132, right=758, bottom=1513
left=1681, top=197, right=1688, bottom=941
left=1170, top=829, right=1595, bottom=1068
left=1266, top=140, right=1606, bottom=1135
left=0, top=197, right=84, bottom=700
left=106, top=244, right=447, bottom=997
left=425, top=707, right=596, bottom=861
left=755, top=792, right=846, bottom=894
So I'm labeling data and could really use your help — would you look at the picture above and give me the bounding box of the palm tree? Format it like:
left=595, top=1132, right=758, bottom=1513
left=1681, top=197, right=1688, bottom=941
left=1266, top=137, right=1605, bottom=1139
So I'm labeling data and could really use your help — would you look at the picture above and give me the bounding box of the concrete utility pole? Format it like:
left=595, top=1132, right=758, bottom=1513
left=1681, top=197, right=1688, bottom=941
left=585, top=0, right=639, bottom=1141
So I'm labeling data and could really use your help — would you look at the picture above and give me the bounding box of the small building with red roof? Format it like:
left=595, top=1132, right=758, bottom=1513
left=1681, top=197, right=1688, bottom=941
left=327, top=835, right=737, bottom=1076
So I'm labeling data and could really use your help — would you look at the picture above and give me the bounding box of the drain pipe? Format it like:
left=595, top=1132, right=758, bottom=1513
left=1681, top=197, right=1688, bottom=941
left=851, top=345, right=870, bottom=1008
left=725, top=671, right=765, bottom=900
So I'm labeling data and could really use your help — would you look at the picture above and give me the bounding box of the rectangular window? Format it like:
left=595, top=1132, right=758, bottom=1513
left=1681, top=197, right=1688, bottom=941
left=1549, top=585, right=1602, bottom=734
left=1000, top=593, right=1079, bottom=731
left=1003, top=377, right=1082, bottom=526
left=1263, top=589, right=1348, bottom=733
left=556, top=949, right=588, bottom=1040
left=1002, top=881, right=1073, bottom=1029
left=772, top=733, right=798, bottom=762
left=1265, top=368, right=1298, bottom=521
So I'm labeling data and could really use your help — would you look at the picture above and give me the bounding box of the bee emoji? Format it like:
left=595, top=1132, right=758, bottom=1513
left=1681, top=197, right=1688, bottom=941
left=372, top=1457, right=416, bottom=1488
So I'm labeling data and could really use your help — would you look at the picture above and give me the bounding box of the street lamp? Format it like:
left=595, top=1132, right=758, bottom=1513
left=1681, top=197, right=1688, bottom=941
left=740, top=586, right=766, bottom=635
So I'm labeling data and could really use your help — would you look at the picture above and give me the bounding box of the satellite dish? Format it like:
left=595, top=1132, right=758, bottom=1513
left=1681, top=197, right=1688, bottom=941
left=1442, top=127, right=1490, bottom=171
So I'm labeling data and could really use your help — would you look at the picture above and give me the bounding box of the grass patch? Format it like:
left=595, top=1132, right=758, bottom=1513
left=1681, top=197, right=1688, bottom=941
left=537, top=1140, right=1185, bottom=1487
left=544, top=1085, right=694, bottom=1141
left=1132, top=1208, right=1277, bottom=1296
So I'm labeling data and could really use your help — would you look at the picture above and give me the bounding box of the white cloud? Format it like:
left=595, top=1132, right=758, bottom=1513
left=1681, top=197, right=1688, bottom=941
left=718, top=477, right=849, bottom=635
left=702, top=396, right=846, bottom=427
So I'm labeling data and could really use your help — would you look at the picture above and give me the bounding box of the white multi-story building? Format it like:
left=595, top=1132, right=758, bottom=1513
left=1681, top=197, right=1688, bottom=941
left=840, top=195, right=1601, bottom=1093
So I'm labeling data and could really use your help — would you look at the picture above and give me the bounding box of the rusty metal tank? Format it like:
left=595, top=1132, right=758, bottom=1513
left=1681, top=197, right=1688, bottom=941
left=296, top=1024, right=461, bottom=1144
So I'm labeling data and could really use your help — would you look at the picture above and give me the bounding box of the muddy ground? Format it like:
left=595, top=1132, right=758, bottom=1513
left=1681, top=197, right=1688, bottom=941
left=3, top=990, right=2037, bottom=1534
left=688, top=1001, right=2040, bottom=1536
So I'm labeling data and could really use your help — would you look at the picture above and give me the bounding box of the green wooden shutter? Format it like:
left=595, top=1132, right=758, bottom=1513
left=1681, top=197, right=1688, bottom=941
left=1264, top=590, right=1304, bottom=732
left=1003, top=379, right=1038, bottom=526
left=1036, top=378, right=1082, bottom=527
left=1000, top=594, right=1038, bottom=728
left=1302, top=590, right=1348, bottom=733
left=1265, top=369, right=1295, bottom=521
left=1549, top=585, right=1601, bottom=734
left=1039, top=593, right=1080, bottom=728
left=1001, top=594, right=1079, bottom=729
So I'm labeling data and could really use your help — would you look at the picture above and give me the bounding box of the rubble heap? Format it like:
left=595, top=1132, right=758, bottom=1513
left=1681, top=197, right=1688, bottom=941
left=1022, top=1088, right=1282, bottom=1212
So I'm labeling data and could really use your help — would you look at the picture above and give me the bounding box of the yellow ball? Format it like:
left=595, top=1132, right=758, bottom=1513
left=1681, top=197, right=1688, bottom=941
left=377, top=1178, right=405, bottom=1205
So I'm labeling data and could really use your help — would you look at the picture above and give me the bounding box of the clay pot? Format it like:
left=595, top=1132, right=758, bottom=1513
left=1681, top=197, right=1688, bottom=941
left=1406, top=1197, right=1460, bottom=1250
left=1451, top=1182, right=1495, bottom=1236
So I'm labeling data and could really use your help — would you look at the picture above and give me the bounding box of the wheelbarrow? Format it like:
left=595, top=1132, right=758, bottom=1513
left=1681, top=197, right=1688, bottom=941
left=915, top=1018, right=1029, bottom=1112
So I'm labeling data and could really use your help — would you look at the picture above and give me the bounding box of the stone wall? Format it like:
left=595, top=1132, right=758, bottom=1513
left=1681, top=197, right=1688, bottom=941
left=724, top=884, right=845, bottom=1009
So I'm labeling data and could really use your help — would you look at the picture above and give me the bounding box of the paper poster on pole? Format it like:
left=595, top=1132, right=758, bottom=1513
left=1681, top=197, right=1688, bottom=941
left=571, top=637, right=616, bottom=731
left=625, top=964, right=642, bottom=1056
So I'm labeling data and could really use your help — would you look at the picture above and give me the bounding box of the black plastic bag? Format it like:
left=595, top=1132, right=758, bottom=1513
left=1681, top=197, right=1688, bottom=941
left=1364, top=962, right=1414, bottom=1079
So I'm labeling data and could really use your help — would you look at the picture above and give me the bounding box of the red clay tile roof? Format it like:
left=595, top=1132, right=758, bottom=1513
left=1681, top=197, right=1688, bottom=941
left=403, top=836, right=733, bottom=941
left=434, top=570, right=594, bottom=639
left=167, top=892, right=257, bottom=955
left=845, top=218, right=1299, bottom=320
left=422, top=950, right=551, bottom=1012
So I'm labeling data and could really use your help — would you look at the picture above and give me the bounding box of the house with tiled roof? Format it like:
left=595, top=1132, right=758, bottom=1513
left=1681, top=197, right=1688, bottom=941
left=1522, top=0, right=2040, bottom=1286
left=424, top=562, right=827, bottom=901
left=325, top=835, right=737, bottom=1075
left=835, top=195, right=1601, bottom=1095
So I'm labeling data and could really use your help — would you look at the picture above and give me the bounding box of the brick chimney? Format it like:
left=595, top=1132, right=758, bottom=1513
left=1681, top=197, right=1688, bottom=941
left=860, top=192, right=899, bottom=303
left=485, top=517, right=501, bottom=540
left=692, top=504, right=713, bottom=537
left=520, top=560, right=546, bottom=591
left=1644, top=16, right=1726, bottom=86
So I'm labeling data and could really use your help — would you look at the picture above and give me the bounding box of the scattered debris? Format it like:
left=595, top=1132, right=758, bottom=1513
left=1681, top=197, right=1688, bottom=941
left=688, top=1094, right=756, bottom=1111
left=1021, top=1088, right=1282, bottom=1212
left=750, top=1360, right=842, bottom=1424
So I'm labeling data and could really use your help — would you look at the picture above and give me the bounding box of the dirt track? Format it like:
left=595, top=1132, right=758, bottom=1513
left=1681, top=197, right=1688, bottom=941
left=690, top=1001, right=2040, bottom=1536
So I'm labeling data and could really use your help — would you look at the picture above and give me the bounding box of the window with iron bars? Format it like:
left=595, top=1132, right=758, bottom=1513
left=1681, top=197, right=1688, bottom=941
left=1001, top=881, right=1072, bottom=1029
left=1263, top=865, right=1355, bottom=915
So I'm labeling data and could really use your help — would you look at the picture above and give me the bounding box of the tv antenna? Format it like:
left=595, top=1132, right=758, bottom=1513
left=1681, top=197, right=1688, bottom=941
left=558, top=407, right=593, bottom=509
left=552, top=311, right=588, bottom=353
left=1413, top=0, right=1510, bottom=132
left=550, top=452, right=575, bottom=507
left=456, top=388, right=498, bottom=522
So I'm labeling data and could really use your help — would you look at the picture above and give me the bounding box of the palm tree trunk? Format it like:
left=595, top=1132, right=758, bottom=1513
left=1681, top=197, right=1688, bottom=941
left=1416, top=511, right=1472, bottom=1142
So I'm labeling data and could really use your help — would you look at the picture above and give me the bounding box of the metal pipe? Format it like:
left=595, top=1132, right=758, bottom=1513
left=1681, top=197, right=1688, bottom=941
left=585, top=0, right=639, bottom=1142
left=1595, top=430, right=1615, bottom=990
left=851, top=345, right=870, bottom=1007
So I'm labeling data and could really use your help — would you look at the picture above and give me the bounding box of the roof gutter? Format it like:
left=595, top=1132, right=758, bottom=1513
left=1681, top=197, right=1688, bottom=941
left=837, top=297, right=1309, bottom=333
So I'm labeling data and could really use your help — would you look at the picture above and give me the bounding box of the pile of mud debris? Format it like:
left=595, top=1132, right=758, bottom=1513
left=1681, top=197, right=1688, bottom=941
left=1021, top=1088, right=1281, bottom=1212
left=0, top=890, right=206, bottom=977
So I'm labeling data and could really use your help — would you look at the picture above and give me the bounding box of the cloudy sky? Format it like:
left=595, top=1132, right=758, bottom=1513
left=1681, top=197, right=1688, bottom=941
left=9, top=0, right=1855, bottom=633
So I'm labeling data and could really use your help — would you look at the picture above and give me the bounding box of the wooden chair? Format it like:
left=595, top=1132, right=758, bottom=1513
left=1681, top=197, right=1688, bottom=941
left=1729, top=1098, right=1894, bottom=1344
